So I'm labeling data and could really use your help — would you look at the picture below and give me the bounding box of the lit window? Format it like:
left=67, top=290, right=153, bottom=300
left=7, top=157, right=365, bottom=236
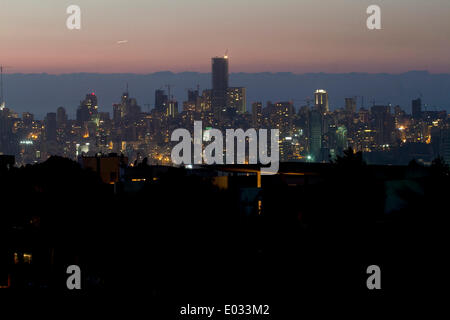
left=23, top=253, right=32, bottom=264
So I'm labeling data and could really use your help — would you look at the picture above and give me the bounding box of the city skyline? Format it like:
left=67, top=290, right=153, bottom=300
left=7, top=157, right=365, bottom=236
left=1, top=1, right=449, bottom=305
left=1, top=55, right=448, bottom=167
left=3, top=69, right=450, bottom=118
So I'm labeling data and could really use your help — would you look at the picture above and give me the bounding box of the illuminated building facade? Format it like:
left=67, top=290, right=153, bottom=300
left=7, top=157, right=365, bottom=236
left=315, top=89, right=329, bottom=114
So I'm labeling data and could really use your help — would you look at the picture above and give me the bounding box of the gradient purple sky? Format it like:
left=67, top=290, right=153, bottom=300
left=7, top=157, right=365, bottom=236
left=2, top=0, right=450, bottom=74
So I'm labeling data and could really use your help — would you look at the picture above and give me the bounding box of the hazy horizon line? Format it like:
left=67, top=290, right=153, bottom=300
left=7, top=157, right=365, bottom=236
left=2, top=70, right=443, bottom=76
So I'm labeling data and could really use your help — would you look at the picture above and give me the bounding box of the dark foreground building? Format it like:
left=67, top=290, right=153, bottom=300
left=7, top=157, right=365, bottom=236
left=0, top=154, right=448, bottom=313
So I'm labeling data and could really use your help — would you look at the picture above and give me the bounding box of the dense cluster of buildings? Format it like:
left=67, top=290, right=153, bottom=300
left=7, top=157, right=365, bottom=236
left=1, top=56, right=449, bottom=166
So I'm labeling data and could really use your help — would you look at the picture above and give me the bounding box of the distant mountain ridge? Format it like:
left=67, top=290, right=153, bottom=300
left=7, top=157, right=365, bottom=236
left=3, top=71, right=450, bottom=119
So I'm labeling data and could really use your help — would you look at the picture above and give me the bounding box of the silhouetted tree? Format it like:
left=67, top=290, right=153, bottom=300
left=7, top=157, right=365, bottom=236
left=430, top=156, right=449, bottom=177
left=331, top=147, right=365, bottom=168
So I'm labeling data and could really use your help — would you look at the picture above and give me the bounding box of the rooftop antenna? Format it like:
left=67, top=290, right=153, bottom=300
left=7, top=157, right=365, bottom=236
left=166, top=84, right=173, bottom=100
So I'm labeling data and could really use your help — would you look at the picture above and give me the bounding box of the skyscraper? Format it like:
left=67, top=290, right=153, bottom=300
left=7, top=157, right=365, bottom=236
left=345, top=97, right=357, bottom=114
left=314, top=89, right=329, bottom=114
left=0, top=66, right=5, bottom=111
left=0, top=107, right=15, bottom=154
left=166, top=100, right=179, bottom=118
left=201, top=89, right=212, bottom=112
left=412, top=98, right=422, bottom=119
left=211, top=56, right=229, bottom=119
left=227, top=87, right=246, bottom=114
left=187, top=89, right=199, bottom=103
left=309, top=109, right=323, bottom=161
left=56, top=106, right=67, bottom=126
left=358, top=107, right=370, bottom=124
left=113, top=104, right=121, bottom=125
left=77, top=93, right=98, bottom=124
left=371, top=105, right=394, bottom=147
left=44, top=112, right=57, bottom=142
left=252, top=102, right=262, bottom=128
left=116, top=89, right=141, bottom=121
left=184, top=89, right=200, bottom=113
left=440, top=128, right=450, bottom=165
left=335, top=125, right=348, bottom=155
left=273, top=101, right=294, bottom=135
left=155, top=89, right=168, bottom=113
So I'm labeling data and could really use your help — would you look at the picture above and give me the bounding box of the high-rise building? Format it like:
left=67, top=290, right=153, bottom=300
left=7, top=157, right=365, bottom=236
left=201, top=89, right=212, bottom=112
left=412, top=98, right=422, bottom=119
left=0, top=108, right=15, bottom=155
left=440, top=128, right=450, bottom=165
left=113, top=104, right=122, bottom=125
left=272, top=101, right=294, bottom=135
left=114, top=90, right=141, bottom=122
left=358, top=107, right=370, bottom=124
left=227, top=87, right=246, bottom=114
left=335, top=125, right=348, bottom=155
left=309, top=109, right=323, bottom=161
left=188, top=89, right=199, bottom=103
left=211, top=56, right=229, bottom=119
left=44, top=112, right=57, bottom=142
left=314, top=89, right=329, bottom=114
left=77, top=93, right=98, bottom=124
left=166, top=100, right=179, bottom=118
left=56, top=106, right=67, bottom=126
left=183, top=100, right=195, bottom=113
left=77, top=105, right=89, bottom=125
left=183, top=89, right=200, bottom=113
left=394, top=105, right=405, bottom=121
left=22, top=112, right=34, bottom=127
left=371, top=105, right=394, bottom=147
left=251, top=102, right=262, bottom=128
left=155, top=89, right=168, bottom=113
left=345, top=97, right=357, bottom=114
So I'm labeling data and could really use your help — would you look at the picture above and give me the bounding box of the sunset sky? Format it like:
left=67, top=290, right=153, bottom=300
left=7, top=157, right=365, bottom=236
left=1, top=0, right=450, bottom=74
